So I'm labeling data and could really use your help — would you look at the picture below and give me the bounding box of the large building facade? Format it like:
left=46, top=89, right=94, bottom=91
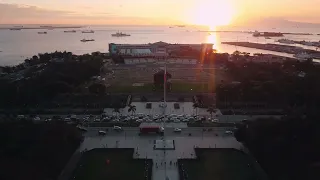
left=109, top=41, right=213, bottom=57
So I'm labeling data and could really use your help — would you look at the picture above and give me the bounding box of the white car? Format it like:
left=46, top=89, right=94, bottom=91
left=225, top=130, right=233, bottom=134
left=123, top=118, right=130, bottom=122
left=64, top=117, right=71, bottom=122
left=113, top=126, right=122, bottom=131
left=174, top=128, right=182, bottom=132
left=211, top=119, right=219, bottom=123
left=45, top=118, right=52, bottom=122
left=98, top=130, right=107, bottom=135
left=17, top=115, right=25, bottom=119
left=94, top=118, right=101, bottom=122
left=33, top=116, right=41, bottom=121
left=174, top=119, right=181, bottom=123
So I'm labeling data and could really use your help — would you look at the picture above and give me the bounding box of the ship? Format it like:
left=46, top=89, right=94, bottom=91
left=82, top=30, right=94, bottom=33
left=38, top=31, right=47, bottom=34
left=111, top=32, right=130, bottom=37
left=253, top=31, right=283, bottom=37
left=294, top=52, right=312, bottom=60
left=253, top=31, right=260, bottom=37
left=64, top=30, right=77, bottom=33
left=277, top=39, right=295, bottom=44
left=10, top=28, right=21, bottom=30
left=80, top=39, right=95, bottom=42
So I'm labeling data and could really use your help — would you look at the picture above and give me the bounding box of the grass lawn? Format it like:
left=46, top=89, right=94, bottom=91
left=106, top=82, right=214, bottom=93
left=179, top=148, right=268, bottom=180
left=71, top=149, right=151, bottom=180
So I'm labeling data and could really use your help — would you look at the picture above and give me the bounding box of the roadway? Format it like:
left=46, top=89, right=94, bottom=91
left=83, top=127, right=233, bottom=138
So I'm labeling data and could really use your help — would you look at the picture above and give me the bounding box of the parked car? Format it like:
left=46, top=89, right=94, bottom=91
left=33, top=116, right=41, bottom=121
left=98, top=130, right=107, bottom=135
left=211, top=119, right=219, bottom=123
left=174, top=128, right=182, bottom=132
left=113, top=126, right=122, bottom=131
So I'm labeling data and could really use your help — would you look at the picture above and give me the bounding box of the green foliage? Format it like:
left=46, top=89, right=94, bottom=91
left=89, top=83, right=106, bottom=94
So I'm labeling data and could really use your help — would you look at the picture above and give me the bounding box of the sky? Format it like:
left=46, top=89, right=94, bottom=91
left=0, top=0, right=319, bottom=26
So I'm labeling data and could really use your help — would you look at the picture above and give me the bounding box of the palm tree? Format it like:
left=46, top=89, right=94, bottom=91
left=207, top=107, right=216, bottom=119
left=193, top=103, right=199, bottom=116
left=113, top=108, right=120, bottom=116
left=128, top=105, right=136, bottom=115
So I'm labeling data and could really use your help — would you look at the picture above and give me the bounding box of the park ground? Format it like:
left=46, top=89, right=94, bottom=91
left=71, top=148, right=151, bottom=180
left=179, top=148, right=268, bottom=180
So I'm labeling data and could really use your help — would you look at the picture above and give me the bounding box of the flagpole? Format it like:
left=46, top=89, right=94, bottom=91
left=163, top=54, right=167, bottom=180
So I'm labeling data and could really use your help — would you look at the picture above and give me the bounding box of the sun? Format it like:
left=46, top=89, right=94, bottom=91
left=190, top=0, right=234, bottom=29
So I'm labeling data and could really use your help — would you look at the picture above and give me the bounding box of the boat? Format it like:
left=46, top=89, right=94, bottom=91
left=253, top=31, right=283, bottom=37
left=277, top=39, right=295, bottom=44
left=82, top=30, right=94, bottom=33
left=38, top=31, right=47, bottom=34
left=64, top=30, right=76, bottom=33
left=80, top=39, right=95, bottom=42
left=111, top=32, right=130, bottom=37
left=177, top=25, right=185, bottom=27
left=293, top=52, right=312, bottom=60
left=253, top=31, right=260, bottom=37
left=265, top=37, right=271, bottom=39
left=10, top=28, right=21, bottom=30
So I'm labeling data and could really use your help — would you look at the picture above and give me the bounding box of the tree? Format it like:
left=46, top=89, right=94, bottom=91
left=232, top=50, right=241, bottom=60
left=88, top=83, right=106, bottom=94
left=113, top=108, right=120, bottom=116
left=207, top=106, right=216, bottom=119
left=193, top=103, right=199, bottom=116
left=128, top=105, right=137, bottom=115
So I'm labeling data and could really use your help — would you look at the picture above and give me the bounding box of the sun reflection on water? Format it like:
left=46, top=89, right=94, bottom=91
left=206, top=27, right=220, bottom=52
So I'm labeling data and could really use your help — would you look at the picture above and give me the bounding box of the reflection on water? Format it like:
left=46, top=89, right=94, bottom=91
left=206, top=26, right=220, bottom=52
left=207, top=32, right=220, bottom=52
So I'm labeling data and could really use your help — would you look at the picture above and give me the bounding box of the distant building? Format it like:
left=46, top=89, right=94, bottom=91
left=108, top=42, right=213, bottom=57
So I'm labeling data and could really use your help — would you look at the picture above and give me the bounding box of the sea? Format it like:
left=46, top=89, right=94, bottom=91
left=0, top=25, right=320, bottom=66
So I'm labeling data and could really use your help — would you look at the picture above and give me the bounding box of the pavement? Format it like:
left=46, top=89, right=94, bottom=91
left=78, top=126, right=241, bottom=180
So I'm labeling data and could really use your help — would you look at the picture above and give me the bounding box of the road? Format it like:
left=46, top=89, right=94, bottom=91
left=83, top=127, right=233, bottom=138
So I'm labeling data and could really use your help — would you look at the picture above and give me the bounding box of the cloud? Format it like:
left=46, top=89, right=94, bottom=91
left=0, top=3, right=116, bottom=23
left=0, top=3, right=77, bottom=19
left=0, top=3, right=182, bottom=25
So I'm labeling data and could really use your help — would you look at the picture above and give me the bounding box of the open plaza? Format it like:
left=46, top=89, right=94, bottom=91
left=64, top=125, right=268, bottom=180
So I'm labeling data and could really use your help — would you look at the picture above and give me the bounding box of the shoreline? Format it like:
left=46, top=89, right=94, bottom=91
left=200, top=30, right=314, bottom=36
left=222, top=42, right=320, bottom=58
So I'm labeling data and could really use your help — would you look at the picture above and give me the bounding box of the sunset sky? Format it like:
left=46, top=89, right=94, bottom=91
left=0, top=0, right=319, bottom=25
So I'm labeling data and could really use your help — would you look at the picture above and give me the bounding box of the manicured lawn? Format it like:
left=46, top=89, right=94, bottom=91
left=179, top=148, right=268, bottom=180
left=71, top=149, right=151, bottom=180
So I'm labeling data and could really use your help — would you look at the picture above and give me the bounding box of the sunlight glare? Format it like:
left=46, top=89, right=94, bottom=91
left=191, top=0, right=234, bottom=28
left=207, top=31, right=220, bottom=52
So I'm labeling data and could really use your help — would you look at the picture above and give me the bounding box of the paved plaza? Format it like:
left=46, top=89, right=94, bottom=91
left=78, top=127, right=242, bottom=180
